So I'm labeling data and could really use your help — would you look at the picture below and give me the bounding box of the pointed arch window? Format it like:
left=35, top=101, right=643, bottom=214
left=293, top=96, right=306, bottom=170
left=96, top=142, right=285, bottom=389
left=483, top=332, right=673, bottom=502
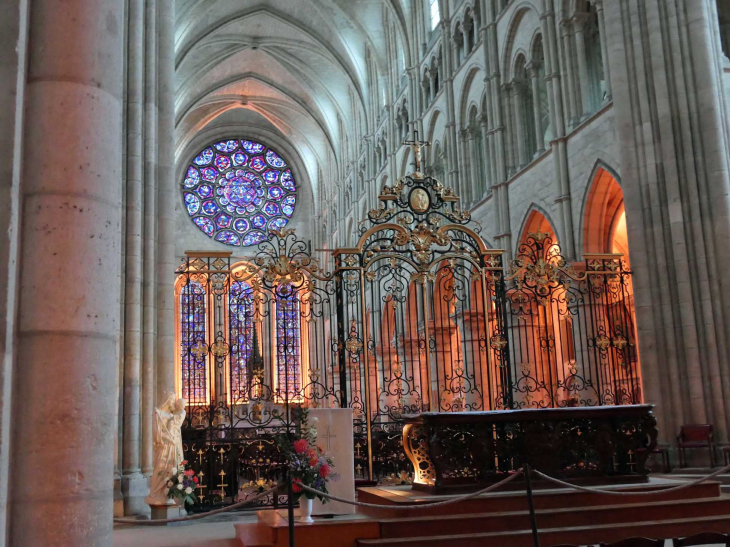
left=229, top=280, right=256, bottom=403
left=180, top=279, right=208, bottom=404
left=429, top=0, right=440, bottom=30
left=275, top=286, right=302, bottom=401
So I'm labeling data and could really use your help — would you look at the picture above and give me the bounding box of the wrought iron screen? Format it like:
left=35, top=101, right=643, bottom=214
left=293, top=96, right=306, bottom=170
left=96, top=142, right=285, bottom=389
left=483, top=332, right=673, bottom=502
left=177, top=172, right=641, bottom=509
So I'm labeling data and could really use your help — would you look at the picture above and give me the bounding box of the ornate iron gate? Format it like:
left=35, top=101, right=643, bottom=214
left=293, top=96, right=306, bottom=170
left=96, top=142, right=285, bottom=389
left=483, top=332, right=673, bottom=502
left=177, top=170, right=641, bottom=508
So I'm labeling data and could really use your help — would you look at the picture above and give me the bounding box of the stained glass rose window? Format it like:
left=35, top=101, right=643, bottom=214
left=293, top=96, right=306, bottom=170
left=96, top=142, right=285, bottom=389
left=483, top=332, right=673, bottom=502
left=182, top=139, right=297, bottom=247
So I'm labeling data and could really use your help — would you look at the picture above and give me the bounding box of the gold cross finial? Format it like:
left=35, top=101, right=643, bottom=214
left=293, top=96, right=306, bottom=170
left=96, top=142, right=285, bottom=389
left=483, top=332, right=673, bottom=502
left=402, top=130, right=431, bottom=177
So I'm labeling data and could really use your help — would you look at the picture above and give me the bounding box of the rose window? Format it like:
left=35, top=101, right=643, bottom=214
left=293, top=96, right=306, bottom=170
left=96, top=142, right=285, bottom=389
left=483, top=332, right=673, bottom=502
left=182, top=138, right=297, bottom=247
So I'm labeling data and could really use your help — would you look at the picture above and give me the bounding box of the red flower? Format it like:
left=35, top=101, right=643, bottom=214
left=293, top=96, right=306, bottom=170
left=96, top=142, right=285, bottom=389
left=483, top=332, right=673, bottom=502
left=308, top=458, right=318, bottom=467
left=292, top=479, right=303, bottom=493
left=185, top=469, right=195, bottom=476
left=193, top=476, right=199, bottom=484
left=181, top=460, right=188, bottom=465
left=319, top=464, right=331, bottom=478
left=293, top=439, right=308, bottom=454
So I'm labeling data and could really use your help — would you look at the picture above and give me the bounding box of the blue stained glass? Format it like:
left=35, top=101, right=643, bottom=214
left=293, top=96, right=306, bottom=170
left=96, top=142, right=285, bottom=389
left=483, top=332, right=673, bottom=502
left=180, top=280, right=208, bottom=402
left=185, top=166, right=200, bottom=188
left=215, top=155, right=231, bottom=171
left=194, top=147, right=214, bottom=165
left=275, top=289, right=301, bottom=398
left=202, top=200, right=220, bottom=215
left=269, top=218, right=287, bottom=230
left=263, top=170, right=279, bottom=183
left=242, top=231, right=266, bottom=246
left=281, top=169, right=295, bottom=191
left=201, top=167, right=218, bottom=181
left=215, top=230, right=240, bottom=246
left=193, top=216, right=214, bottom=236
left=250, top=157, right=266, bottom=172
left=232, top=152, right=248, bottom=166
left=228, top=280, right=254, bottom=401
left=234, top=218, right=249, bottom=233
left=263, top=202, right=280, bottom=216
left=184, top=192, right=200, bottom=215
left=216, top=213, right=232, bottom=228
left=214, top=140, right=238, bottom=152
left=241, top=140, right=265, bottom=154
left=184, top=137, right=298, bottom=247
left=265, top=149, right=286, bottom=168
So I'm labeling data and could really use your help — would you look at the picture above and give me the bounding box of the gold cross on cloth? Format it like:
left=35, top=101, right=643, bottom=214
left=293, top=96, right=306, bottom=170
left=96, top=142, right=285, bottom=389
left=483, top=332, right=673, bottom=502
left=402, top=130, right=431, bottom=177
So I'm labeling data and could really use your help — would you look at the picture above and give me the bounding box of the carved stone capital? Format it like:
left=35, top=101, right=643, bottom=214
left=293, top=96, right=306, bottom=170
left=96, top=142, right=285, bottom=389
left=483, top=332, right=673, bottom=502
left=525, top=61, right=542, bottom=79
left=571, top=12, right=590, bottom=31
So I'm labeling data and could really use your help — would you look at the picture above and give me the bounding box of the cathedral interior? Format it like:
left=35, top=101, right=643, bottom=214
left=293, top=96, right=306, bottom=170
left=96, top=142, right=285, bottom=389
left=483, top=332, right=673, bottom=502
left=2, top=0, right=730, bottom=546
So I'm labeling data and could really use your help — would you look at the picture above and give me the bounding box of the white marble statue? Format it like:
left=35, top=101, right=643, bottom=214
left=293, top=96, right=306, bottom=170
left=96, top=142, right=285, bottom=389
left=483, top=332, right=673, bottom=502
left=146, top=393, right=187, bottom=505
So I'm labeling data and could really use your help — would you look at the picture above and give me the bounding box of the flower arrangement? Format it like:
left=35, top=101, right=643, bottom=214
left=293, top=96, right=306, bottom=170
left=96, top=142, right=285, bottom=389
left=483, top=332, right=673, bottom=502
left=165, top=460, right=198, bottom=506
left=276, top=407, right=337, bottom=502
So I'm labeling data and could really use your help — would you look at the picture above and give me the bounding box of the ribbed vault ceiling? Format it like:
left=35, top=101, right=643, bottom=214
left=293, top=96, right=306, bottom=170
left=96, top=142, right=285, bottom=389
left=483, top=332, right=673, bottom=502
left=175, top=0, right=413, bottom=203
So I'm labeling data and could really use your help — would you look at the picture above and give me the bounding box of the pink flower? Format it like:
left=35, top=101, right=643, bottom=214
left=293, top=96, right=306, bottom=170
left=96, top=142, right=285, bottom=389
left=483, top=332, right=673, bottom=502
left=184, top=469, right=195, bottom=476
left=319, top=464, right=331, bottom=478
left=293, top=439, right=309, bottom=454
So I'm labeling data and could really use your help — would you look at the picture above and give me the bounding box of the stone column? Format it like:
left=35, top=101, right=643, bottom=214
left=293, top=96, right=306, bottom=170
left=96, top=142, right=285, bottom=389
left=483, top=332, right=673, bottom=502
left=467, top=127, right=480, bottom=203
left=590, top=0, right=612, bottom=101
left=9, top=0, right=123, bottom=545
left=501, top=83, right=515, bottom=176
left=545, top=3, right=575, bottom=259
left=483, top=3, right=511, bottom=258
left=559, top=19, right=579, bottom=127
left=526, top=62, right=546, bottom=155
left=121, top=0, right=148, bottom=516
left=572, top=13, right=592, bottom=119
left=511, top=80, right=528, bottom=168
left=479, top=114, right=493, bottom=193
left=604, top=0, right=730, bottom=442
left=157, top=0, right=176, bottom=402
left=458, top=129, right=470, bottom=204
left=142, top=0, right=158, bottom=477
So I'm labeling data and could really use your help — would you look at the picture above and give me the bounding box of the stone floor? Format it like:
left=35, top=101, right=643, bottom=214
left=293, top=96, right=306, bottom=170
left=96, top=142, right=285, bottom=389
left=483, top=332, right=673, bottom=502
left=113, top=509, right=260, bottom=547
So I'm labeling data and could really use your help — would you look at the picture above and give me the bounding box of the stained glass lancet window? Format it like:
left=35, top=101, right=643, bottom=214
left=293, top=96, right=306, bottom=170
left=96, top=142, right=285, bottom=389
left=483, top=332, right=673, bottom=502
left=229, top=280, right=255, bottom=402
left=180, top=280, right=208, bottom=403
left=275, top=287, right=302, bottom=401
left=183, top=139, right=298, bottom=247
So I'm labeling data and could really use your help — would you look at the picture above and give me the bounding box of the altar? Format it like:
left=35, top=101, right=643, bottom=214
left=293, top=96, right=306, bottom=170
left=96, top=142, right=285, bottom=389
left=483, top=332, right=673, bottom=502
left=402, top=405, right=658, bottom=494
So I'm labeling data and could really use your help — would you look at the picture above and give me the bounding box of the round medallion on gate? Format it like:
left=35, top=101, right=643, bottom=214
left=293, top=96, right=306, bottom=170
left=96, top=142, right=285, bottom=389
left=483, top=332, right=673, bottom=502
left=409, top=188, right=430, bottom=213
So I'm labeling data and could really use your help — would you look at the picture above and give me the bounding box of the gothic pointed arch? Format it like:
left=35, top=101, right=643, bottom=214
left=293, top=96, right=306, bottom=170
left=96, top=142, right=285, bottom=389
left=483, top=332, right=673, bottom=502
left=517, top=205, right=560, bottom=255
left=581, top=161, right=627, bottom=260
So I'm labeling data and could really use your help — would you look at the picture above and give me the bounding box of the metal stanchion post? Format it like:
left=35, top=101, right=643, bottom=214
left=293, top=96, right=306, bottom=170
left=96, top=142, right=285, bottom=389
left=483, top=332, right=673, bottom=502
left=287, top=474, right=295, bottom=547
left=524, top=464, right=540, bottom=547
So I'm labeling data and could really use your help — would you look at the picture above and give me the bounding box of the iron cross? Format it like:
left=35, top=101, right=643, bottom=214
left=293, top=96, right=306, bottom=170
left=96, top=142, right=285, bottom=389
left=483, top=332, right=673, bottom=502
left=402, top=130, right=431, bottom=176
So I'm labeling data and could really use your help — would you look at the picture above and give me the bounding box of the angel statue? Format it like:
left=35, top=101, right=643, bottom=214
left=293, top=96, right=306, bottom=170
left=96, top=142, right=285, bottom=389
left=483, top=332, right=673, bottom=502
left=145, top=393, right=187, bottom=505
